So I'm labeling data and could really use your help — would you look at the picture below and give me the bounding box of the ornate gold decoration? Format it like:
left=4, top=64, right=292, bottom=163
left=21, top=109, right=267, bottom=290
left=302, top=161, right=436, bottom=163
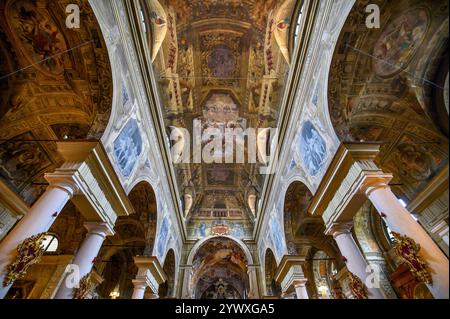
left=3, top=233, right=48, bottom=287
left=392, top=232, right=432, bottom=284
left=73, top=273, right=94, bottom=299
left=348, top=272, right=368, bottom=299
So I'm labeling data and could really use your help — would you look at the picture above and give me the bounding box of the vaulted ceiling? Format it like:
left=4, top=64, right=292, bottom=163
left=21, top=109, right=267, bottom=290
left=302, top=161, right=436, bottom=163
left=329, top=0, right=449, bottom=201
left=149, top=0, right=298, bottom=237
left=0, top=0, right=112, bottom=205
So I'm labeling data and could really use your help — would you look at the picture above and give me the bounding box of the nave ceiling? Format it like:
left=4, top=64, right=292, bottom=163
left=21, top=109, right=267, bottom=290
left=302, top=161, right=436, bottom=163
left=148, top=0, right=299, bottom=238
left=0, top=0, right=448, bottom=300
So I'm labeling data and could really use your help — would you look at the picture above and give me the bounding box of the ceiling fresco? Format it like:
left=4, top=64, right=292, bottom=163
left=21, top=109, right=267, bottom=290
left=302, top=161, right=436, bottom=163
left=0, top=0, right=112, bottom=205
left=149, top=0, right=297, bottom=238
left=372, top=8, right=429, bottom=78
left=329, top=0, right=449, bottom=201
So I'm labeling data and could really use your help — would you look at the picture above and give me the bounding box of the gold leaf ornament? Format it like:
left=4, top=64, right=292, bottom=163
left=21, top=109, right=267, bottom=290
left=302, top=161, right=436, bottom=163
left=3, top=233, right=48, bottom=287
left=348, top=271, right=368, bottom=299
left=392, top=232, right=432, bottom=284
left=73, top=273, right=94, bottom=299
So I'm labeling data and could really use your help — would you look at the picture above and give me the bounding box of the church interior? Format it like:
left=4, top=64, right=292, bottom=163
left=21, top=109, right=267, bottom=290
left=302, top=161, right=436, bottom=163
left=0, top=0, right=448, bottom=300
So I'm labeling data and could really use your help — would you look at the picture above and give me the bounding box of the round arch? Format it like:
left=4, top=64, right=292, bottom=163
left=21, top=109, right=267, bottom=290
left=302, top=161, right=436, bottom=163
left=159, top=248, right=176, bottom=299
left=184, top=235, right=257, bottom=299
left=263, top=248, right=281, bottom=297
left=96, top=180, right=158, bottom=298
left=283, top=180, right=316, bottom=252
left=187, top=235, right=254, bottom=265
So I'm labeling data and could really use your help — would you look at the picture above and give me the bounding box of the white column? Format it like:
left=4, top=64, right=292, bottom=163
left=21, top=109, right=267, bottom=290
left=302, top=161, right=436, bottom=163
left=294, top=279, right=309, bottom=299
left=54, top=222, right=114, bottom=299
left=132, top=280, right=147, bottom=299
left=247, top=265, right=259, bottom=299
left=0, top=176, right=78, bottom=299
left=328, top=223, right=386, bottom=299
left=364, top=182, right=450, bottom=299
left=181, top=265, right=193, bottom=299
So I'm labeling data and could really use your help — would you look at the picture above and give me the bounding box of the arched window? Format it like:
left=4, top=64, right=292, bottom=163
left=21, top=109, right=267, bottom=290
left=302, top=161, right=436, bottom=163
left=42, top=234, right=59, bottom=253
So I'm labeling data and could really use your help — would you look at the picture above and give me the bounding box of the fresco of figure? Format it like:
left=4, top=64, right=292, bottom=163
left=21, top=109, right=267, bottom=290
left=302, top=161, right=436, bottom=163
left=157, top=217, right=170, bottom=258
left=113, top=119, right=143, bottom=177
left=299, top=121, right=327, bottom=177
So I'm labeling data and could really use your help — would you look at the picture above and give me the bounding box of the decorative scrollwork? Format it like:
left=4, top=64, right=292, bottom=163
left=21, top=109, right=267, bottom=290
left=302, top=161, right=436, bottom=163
left=73, top=273, right=94, bottom=299
left=3, top=233, right=48, bottom=287
left=392, top=232, right=432, bottom=285
left=348, top=271, right=368, bottom=299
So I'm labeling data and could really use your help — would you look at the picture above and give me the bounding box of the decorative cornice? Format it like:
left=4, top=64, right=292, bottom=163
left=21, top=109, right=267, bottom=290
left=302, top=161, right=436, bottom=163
left=55, top=141, right=134, bottom=228
left=274, top=255, right=306, bottom=285
left=134, top=256, right=168, bottom=287
left=132, top=278, right=151, bottom=290
left=360, top=175, right=393, bottom=197
left=407, top=163, right=449, bottom=214
left=294, top=278, right=308, bottom=288
left=45, top=170, right=80, bottom=198
left=308, top=143, right=382, bottom=218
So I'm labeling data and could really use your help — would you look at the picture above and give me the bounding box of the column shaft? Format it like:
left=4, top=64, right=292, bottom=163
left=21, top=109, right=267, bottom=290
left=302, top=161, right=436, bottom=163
left=132, top=284, right=146, bottom=299
left=368, top=186, right=449, bottom=299
left=295, top=283, right=309, bottom=299
left=334, top=231, right=386, bottom=299
left=54, top=223, right=113, bottom=299
left=0, top=186, right=73, bottom=299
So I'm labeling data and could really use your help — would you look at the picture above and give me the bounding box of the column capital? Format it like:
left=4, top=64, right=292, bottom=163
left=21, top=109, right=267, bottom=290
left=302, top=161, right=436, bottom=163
left=360, top=174, right=393, bottom=197
left=133, top=256, right=167, bottom=286
left=132, top=278, right=150, bottom=290
left=293, top=278, right=308, bottom=288
left=84, top=222, right=115, bottom=238
left=45, top=169, right=80, bottom=197
left=325, top=222, right=354, bottom=238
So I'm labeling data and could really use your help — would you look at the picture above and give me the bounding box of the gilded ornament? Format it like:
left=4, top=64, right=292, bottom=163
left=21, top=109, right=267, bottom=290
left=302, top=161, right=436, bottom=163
left=391, top=232, right=432, bottom=284
left=73, top=273, right=94, bottom=299
left=3, top=233, right=48, bottom=287
left=348, top=271, right=368, bottom=299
